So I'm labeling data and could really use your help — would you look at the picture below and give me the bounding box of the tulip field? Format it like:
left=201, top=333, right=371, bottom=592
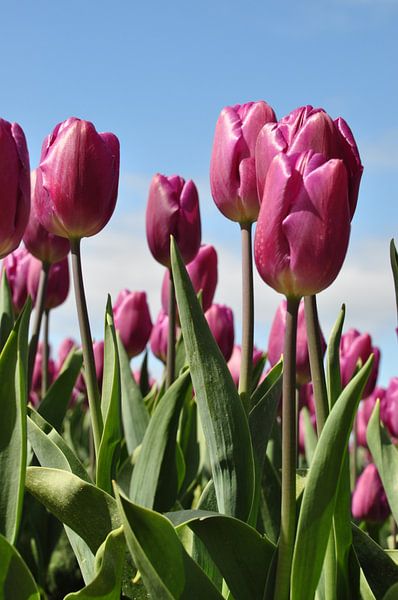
left=1, top=104, right=398, bottom=600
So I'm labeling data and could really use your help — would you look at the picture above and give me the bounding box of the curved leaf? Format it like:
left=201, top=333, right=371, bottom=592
left=0, top=533, right=40, bottom=599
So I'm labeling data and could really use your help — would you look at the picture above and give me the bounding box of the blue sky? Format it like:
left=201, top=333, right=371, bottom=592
left=1, top=0, right=397, bottom=384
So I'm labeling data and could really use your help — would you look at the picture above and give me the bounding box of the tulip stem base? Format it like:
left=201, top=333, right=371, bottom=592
left=70, top=238, right=103, bottom=461
left=238, top=222, right=254, bottom=412
left=166, top=268, right=176, bottom=389
left=28, top=261, right=50, bottom=390
left=274, top=296, right=299, bottom=600
left=41, top=309, right=50, bottom=398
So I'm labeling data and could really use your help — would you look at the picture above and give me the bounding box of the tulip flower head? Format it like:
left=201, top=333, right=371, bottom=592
left=113, top=290, right=153, bottom=358
left=205, top=303, right=235, bottom=361
left=228, top=344, right=263, bottom=387
left=357, top=386, right=386, bottom=447
left=146, top=174, right=201, bottom=267
left=2, top=246, right=32, bottom=314
left=340, top=329, right=380, bottom=398
left=380, top=377, right=398, bottom=438
left=352, top=463, right=389, bottom=523
left=150, top=309, right=171, bottom=364
left=210, top=101, right=276, bottom=223
left=27, top=255, right=70, bottom=310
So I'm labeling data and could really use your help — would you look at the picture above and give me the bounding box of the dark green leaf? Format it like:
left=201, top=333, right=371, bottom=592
left=0, top=533, right=40, bottom=599
left=326, top=305, right=345, bottom=409
left=178, top=396, right=200, bottom=499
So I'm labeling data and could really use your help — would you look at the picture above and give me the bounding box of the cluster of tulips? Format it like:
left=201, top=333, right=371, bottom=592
left=1, top=101, right=398, bottom=600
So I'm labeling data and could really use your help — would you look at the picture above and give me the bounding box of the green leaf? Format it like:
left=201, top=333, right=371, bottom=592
left=0, top=269, right=14, bottom=351
left=171, top=237, right=255, bottom=521
left=301, top=407, right=317, bottom=465
left=390, top=239, right=398, bottom=324
left=291, top=356, right=374, bottom=600
left=38, top=348, right=83, bottom=431
left=352, top=524, right=398, bottom=598
left=326, top=305, right=345, bottom=409
left=64, top=527, right=125, bottom=600
left=25, top=467, right=120, bottom=554
left=259, top=456, right=281, bottom=545
left=129, top=369, right=191, bottom=511
left=114, top=487, right=223, bottom=599
left=118, top=335, right=149, bottom=455
left=383, top=582, right=398, bottom=600
left=97, top=297, right=122, bottom=493
left=0, top=533, right=40, bottom=599
left=0, top=299, right=31, bottom=544
left=178, top=396, right=200, bottom=498
left=251, top=353, right=267, bottom=393
left=367, top=401, right=398, bottom=524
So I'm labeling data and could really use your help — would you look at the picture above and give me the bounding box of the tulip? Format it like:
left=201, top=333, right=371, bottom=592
left=113, top=290, right=153, bottom=359
left=210, top=101, right=276, bottom=223
left=30, top=341, right=56, bottom=405
left=380, top=377, right=398, bottom=438
left=268, top=299, right=326, bottom=386
left=340, top=329, right=380, bottom=398
left=150, top=309, right=171, bottom=364
left=352, top=463, right=389, bottom=523
left=2, top=247, right=32, bottom=314
left=205, top=303, right=234, bottom=361
left=27, top=256, right=69, bottom=310
left=228, top=344, right=263, bottom=387
left=162, top=244, right=218, bottom=315
left=254, top=151, right=350, bottom=299
left=36, top=118, right=120, bottom=240
left=146, top=174, right=201, bottom=268
left=56, top=337, right=78, bottom=372
left=356, top=386, right=386, bottom=447
left=76, top=340, right=104, bottom=394
left=23, top=170, right=70, bottom=263
left=255, top=105, right=363, bottom=217
left=0, top=119, right=30, bottom=258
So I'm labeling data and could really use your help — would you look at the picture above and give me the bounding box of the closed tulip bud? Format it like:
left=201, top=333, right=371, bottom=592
left=113, top=290, right=153, bottom=358
left=36, top=118, right=120, bottom=239
left=2, top=247, right=32, bottom=314
left=27, top=256, right=70, bottom=310
left=23, top=170, right=70, bottom=263
left=205, top=303, right=235, bottom=361
left=210, top=101, right=276, bottom=223
left=228, top=344, right=263, bottom=387
left=352, top=463, right=389, bottom=523
left=56, top=337, right=78, bottom=372
left=357, top=387, right=385, bottom=447
left=256, top=105, right=363, bottom=217
left=268, top=299, right=326, bottom=385
left=162, top=244, right=218, bottom=315
left=146, top=174, right=201, bottom=267
left=380, top=377, right=398, bottom=437
left=0, top=119, right=30, bottom=258
left=150, top=309, right=170, bottom=364
left=340, top=329, right=380, bottom=398
left=254, top=151, right=350, bottom=298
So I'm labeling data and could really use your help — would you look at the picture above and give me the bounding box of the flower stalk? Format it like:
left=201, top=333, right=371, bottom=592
left=28, top=261, right=50, bottom=389
left=166, top=268, right=176, bottom=388
left=239, top=222, right=254, bottom=411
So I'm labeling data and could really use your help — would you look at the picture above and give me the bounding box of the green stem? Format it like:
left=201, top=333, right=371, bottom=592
left=238, top=222, right=254, bottom=412
left=166, top=268, right=176, bottom=389
left=274, top=296, right=299, bottom=600
left=304, top=295, right=328, bottom=432
left=28, top=261, right=50, bottom=389
left=70, top=238, right=103, bottom=460
left=41, top=309, right=50, bottom=398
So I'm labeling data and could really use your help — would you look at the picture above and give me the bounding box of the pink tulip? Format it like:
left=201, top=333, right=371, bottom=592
left=340, top=329, right=380, bottom=398
left=210, top=101, right=276, bottom=223
left=228, top=344, right=263, bottom=387
left=205, top=303, right=234, bottom=361
left=0, top=118, right=30, bottom=258
left=357, top=387, right=386, bottom=447
left=146, top=174, right=201, bottom=267
left=380, top=377, right=398, bottom=437
left=254, top=151, right=350, bottom=298
left=36, top=118, right=119, bottom=239
left=150, top=309, right=170, bottom=364
left=30, top=341, right=56, bottom=405
left=56, top=338, right=78, bottom=372
left=2, top=247, right=32, bottom=314
left=113, top=290, right=153, bottom=358
left=255, top=105, right=362, bottom=217
left=27, top=256, right=69, bottom=310
left=76, top=340, right=104, bottom=393
left=352, top=463, right=389, bottom=523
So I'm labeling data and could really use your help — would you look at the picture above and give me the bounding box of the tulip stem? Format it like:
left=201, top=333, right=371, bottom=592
left=70, top=238, right=103, bottom=460
left=41, top=309, right=50, bottom=398
left=239, top=222, right=254, bottom=411
left=274, top=296, right=299, bottom=600
left=166, top=268, right=176, bottom=388
left=28, top=261, right=50, bottom=390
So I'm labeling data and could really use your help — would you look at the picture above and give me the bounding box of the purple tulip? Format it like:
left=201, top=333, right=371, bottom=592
left=357, top=386, right=386, bottom=447
left=210, top=101, right=276, bottom=223
left=268, top=299, right=326, bottom=385
left=30, top=341, right=56, bottom=406
left=36, top=117, right=120, bottom=239
left=228, top=344, right=264, bottom=387
left=23, top=170, right=70, bottom=263
left=27, top=256, right=70, bottom=310
left=161, top=244, right=218, bottom=315
left=56, top=337, right=78, bottom=372
left=150, top=309, right=170, bottom=364
left=352, top=463, right=389, bottom=523
left=2, top=247, right=32, bottom=314
left=146, top=174, right=201, bottom=267
left=76, top=340, right=104, bottom=394
left=380, top=377, right=398, bottom=438
left=255, top=105, right=363, bottom=217
left=0, top=119, right=30, bottom=258
left=254, top=151, right=350, bottom=298
left=113, top=290, right=153, bottom=358
left=340, top=329, right=380, bottom=398
left=205, top=303, right=234, bottom=361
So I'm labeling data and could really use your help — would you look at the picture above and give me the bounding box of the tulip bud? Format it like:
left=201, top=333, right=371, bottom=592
left=113, top=290, right=153, bottom=358
left=254, top=151, right=350, bottom=298
left=161, top=244, right=218, bottom=315
left=205, top=303, right=234, bottom=361
left=210, top=101, right=276, bottom=223
left=0, top=119, right=30, bottom=258
left=146, top=174, right=201, bottom=267
left=2, top=247, right=32, bottom=314
left=228, top=344, right=263, bottom=387
left=56, top=337, right=78, bottom=372
left=150, top=309, right=170, bottom=364
left=340, top=329, right=380, bottom=398
left=380, top=377, right=398, bottom=437
left=352, top=463, right=389, bottom=523
left=23, top=170, right=70, bottom=263
left=36, top=118, right=120, bottom=239
left=27, top=256, right=70, bottom=310
left=255, top=105, right=363, bottom=217
left=268, top=299, right=326, bottom=385
left=357, top=386, right=385, bottom=447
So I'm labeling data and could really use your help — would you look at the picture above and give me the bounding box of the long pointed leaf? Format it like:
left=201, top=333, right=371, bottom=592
left=0, top=533, right=40, bottom=599
left=0, top=269, right=14, bottom=351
